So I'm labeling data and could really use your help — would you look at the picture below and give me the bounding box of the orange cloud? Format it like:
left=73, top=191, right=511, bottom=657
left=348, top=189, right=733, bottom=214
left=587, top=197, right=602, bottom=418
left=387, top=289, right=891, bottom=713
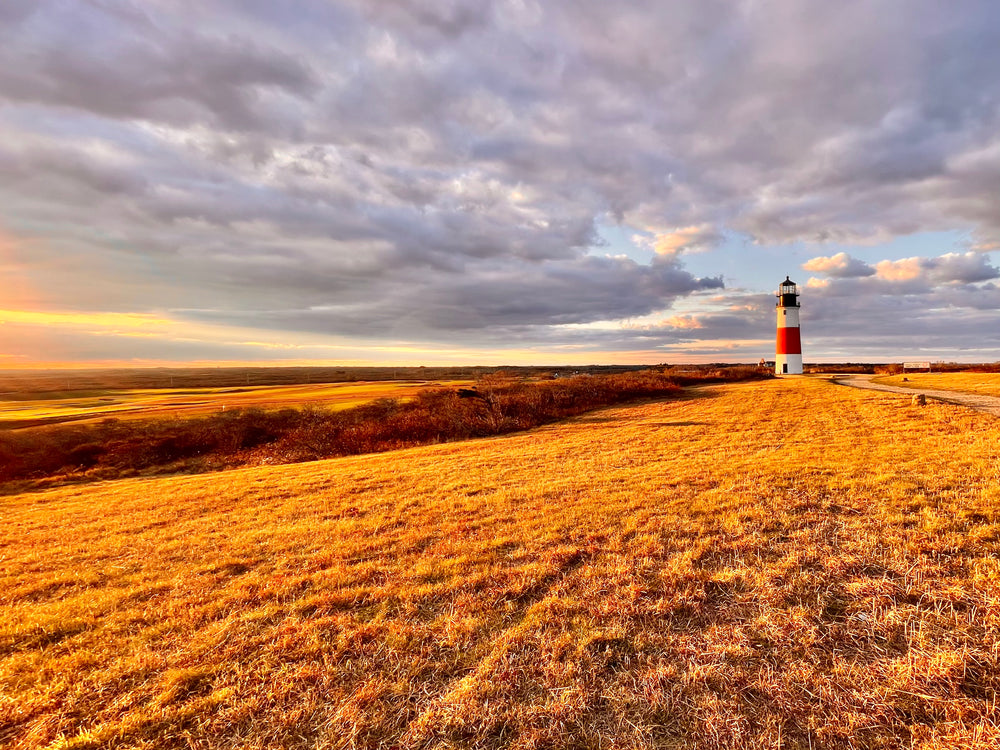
left=645, top=224, right=721, bottom=257
left=875, top=257, right=923, bottom=281
left=661, top=314, right=703, bottom=329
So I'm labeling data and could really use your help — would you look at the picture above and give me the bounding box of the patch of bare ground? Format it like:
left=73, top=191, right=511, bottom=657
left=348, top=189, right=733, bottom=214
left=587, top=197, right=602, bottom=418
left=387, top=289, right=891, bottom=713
left=1, top=377, right=999, bottom=749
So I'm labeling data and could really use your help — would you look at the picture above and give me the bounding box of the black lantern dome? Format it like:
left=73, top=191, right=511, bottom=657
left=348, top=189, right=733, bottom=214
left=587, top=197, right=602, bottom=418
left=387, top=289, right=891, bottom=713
left=776, top=276, right=800, bottom=308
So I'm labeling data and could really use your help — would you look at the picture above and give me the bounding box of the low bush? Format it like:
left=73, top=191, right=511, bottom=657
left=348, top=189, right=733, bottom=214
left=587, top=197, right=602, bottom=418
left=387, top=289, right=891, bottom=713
left=0, top=367, right=770, bottom=490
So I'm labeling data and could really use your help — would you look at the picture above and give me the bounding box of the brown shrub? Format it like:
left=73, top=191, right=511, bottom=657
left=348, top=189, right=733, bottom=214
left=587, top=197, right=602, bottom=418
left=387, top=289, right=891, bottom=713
left=0, top=367, right=771, bottom=490
left=875, top=363, right=904, bottom=375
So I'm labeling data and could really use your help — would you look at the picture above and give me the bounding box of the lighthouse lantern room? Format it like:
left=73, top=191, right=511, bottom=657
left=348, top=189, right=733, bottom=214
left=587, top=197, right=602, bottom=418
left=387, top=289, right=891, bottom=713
left=775, top=276, right=803, bottom=375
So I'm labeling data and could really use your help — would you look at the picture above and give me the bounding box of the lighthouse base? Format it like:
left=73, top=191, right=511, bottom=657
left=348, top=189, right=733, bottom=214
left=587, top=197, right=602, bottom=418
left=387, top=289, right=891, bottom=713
left=775, top=353, right=803, bottom=375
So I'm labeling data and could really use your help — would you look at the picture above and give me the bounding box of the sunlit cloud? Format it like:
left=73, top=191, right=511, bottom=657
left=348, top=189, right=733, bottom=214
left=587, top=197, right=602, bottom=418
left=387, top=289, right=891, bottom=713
left=649, top=225, right=723, bottom=257
left=874, top=258, right=924, bottom=282
left=972, top=240, right=1000, bottom=252
left=802, top=252, right=875, bottom=278
left=873, top=252, right=999, bottom=284
left=660, top=315, right=703, bottom=330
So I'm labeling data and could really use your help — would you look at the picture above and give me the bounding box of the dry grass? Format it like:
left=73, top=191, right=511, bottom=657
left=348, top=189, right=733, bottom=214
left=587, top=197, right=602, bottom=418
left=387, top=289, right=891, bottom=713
left=2, top=377, right=999, bottom=749
left=873, top=372, right=1000, bottom=398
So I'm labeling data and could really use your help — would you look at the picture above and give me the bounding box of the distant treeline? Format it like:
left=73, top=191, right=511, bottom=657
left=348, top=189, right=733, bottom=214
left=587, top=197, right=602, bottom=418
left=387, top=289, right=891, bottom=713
left=871, top=362, right=1000, bottom=375
left=805, top=362, right=1000, bottom=375
left=0, top=366, right=768, bottom=492
left=5, top=361, right=996, bottom=397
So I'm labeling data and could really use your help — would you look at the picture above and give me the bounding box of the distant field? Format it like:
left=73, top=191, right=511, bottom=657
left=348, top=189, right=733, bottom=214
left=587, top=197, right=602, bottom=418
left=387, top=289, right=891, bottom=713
left=2, top=378, right=999, bottom=749
left=873, top=371, right=1000, bottom=398
left=0, top=365, right=648, bottom=396
left=0, top=380, right=467, bottom=428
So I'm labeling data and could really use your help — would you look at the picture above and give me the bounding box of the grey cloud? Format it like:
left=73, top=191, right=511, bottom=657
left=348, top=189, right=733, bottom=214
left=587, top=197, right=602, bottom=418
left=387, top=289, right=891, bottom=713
left=421, top=255, right=723, bottom=330
left=0, top=2, right=318, bottom=133
left=347, top=1, right=491, bottom=43
left=1, top=1, right=1000, bottom=360
left=923, top=252, right=1000, bottom=284
left=180, top=254, right=723, bottom=338
left=0, top=0, right=36, bottom=25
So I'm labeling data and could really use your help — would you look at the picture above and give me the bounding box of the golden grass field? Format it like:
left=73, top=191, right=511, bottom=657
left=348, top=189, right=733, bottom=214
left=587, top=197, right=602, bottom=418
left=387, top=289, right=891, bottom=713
left=873, top=372, right=1000, bottom=399
left=0, top=381, right=467, bottom=429
left=2, top=377, right=999, bottom=749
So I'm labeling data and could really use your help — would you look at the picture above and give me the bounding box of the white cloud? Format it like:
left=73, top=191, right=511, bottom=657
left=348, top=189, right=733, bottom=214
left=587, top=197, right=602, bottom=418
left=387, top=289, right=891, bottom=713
left=802, top=252, right=876, bottom=278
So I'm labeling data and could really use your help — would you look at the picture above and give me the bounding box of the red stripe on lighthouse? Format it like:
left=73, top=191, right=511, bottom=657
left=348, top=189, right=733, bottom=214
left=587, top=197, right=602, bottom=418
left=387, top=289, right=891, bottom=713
left=776, top=326, right=801, bottom=354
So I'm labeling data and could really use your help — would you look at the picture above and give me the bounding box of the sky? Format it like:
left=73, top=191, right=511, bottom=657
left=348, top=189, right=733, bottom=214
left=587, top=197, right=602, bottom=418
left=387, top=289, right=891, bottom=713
left=1, top=1, right=1000, bottom=367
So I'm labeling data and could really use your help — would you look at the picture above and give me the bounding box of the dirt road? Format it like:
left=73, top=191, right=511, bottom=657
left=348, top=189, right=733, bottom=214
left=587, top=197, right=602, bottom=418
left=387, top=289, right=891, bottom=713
left=832, top=374, right=1000, bottom=417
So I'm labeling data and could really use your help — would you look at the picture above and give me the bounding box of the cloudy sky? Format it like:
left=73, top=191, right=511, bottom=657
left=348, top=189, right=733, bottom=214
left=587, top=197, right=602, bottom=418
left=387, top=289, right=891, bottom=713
left=2, top=0, right=999, bottom=367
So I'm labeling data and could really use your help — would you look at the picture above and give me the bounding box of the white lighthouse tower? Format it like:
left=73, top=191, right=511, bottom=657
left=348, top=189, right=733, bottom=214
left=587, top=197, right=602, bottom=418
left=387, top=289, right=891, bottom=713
left=775, top=276, right=803, bottom=375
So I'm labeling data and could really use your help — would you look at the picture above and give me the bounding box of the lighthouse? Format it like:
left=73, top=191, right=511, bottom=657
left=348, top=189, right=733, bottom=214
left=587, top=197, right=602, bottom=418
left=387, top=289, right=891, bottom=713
left=775, top=276, right=803, bottom=375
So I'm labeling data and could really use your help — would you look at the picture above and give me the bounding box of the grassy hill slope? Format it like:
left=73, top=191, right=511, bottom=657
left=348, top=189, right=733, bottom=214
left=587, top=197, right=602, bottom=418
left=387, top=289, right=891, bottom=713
left=3, top=378, right=999, bottom=749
